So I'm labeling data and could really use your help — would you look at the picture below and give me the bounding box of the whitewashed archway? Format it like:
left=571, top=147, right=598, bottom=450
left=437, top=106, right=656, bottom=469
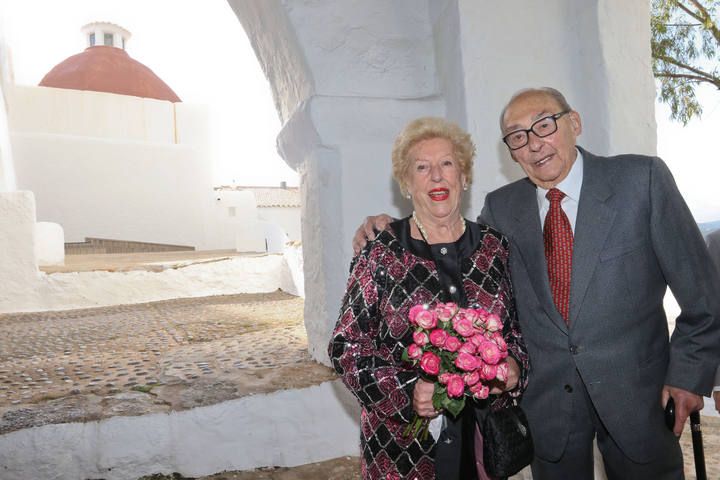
left=227, top=0, right=656, bottom=364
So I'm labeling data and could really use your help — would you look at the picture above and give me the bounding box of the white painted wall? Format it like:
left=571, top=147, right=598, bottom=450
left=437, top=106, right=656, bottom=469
left=8, top=85, right=177, bottom=143
left=35, top=221, right=64, bottom=266
left=0, top=381, right=359, bottom=480
left=257, top=206, right=301, bottom=242
left=449, top=0, right=656, bottom=204
left=0, top=23, right=16, bottom=192
left=8, top=85, right=223, bottom=249
left=3, top=251, right=301, bottom=314
left=11, top=131, right=214, bottom=247
left=0, top=191, right=40, bottom=310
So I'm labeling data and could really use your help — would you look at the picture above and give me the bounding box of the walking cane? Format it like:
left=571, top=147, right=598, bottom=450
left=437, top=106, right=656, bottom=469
left=665, top=397, right=707, bottom=480
left=689, top=411, right=707, bottom=480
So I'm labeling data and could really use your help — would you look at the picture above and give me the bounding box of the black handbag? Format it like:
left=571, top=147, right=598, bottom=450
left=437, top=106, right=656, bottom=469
left=482, top=403, right=534, bottom=478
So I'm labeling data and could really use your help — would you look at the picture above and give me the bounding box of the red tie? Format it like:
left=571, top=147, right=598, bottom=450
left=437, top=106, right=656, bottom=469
left=544, top=188, right=573, bottom=324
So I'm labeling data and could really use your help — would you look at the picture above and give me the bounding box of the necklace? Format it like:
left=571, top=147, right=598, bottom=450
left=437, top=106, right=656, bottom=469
left=412, top=211, right=466, bottom=243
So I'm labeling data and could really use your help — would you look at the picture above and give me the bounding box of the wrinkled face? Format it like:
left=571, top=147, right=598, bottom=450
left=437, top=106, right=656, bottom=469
left=502, top=92, right=582, bottom=189
left=405, top=137, right=466, bottom=222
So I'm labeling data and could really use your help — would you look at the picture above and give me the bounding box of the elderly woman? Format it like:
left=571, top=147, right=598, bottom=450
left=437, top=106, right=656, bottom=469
left=328, top=117, right=529, bottom=480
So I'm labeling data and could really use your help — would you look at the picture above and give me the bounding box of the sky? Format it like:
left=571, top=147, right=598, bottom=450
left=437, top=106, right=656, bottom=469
left=2, top=0, right=299, bottom=187
left=2, top=0, right=718, bottom=221
left=655, top=83, right=720, bottom=224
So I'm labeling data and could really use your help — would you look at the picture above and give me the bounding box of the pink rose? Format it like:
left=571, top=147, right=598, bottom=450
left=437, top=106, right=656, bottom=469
left=478, top=341, right=502, bottom=365
left=446, top=374, right=465, bottom=398
left=485, top=313, right=503, bottom=333
left=415, top=309, right=438, bottom=330
left=463, top=371, right=481, bottom=386
left=458, top=341, right=477, bottom=355
left=438, top=372, right=452, bottom=385
left=420, top=351, right=441, bottom=375
left=455, top=352, right=480, bottom=371
left=495, top=361, right=510, bottom=382
left=452, top=313, right=475, bottom=337
left=408, top=305, right=426, bottom=325
left=407, top=343, right=423, bottom=360
left=470, top=382, right=489, bottom=400
left=480, top=362, right=498, bottom=381
left=435, top=302, right=459, bottom=322
left=429, top=329, right=448, bottom=347
left=443, top=335, right=462, bottom=352
left=413, top=331, right=429, bottom=346
left=492, top=333, right=508, bottom=352
left=473, top=308, right=489, bottom=328
left=470, top=333, right=486, bottom=347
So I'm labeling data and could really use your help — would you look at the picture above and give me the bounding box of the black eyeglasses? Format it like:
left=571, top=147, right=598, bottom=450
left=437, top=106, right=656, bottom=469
left=502, top=110, right=570, bottom=150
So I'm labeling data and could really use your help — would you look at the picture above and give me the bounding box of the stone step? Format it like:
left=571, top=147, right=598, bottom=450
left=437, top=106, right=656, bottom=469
left=66, top=237, right=195, bottom=255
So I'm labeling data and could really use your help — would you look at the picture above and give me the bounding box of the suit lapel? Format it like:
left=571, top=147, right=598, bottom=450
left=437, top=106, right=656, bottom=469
left=509, top=180, right=569, bottom=333
left=569, top=149, right=616, bottom=326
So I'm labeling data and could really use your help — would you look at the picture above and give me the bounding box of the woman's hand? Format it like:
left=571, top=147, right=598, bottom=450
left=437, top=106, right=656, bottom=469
left=413, top=378, right=440, bottom=418
left=489, top=356, right=520, bottom=394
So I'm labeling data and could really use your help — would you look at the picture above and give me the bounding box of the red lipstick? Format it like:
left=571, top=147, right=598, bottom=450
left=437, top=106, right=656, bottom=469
left=428, top=188, right=449, bottom=201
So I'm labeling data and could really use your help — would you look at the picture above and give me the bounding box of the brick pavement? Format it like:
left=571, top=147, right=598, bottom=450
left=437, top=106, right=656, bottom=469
left=0, top=292, right=335, bottom=434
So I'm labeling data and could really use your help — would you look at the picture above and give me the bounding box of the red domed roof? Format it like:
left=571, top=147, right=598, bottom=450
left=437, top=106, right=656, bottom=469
left=39, top=46, right=181, bottom=102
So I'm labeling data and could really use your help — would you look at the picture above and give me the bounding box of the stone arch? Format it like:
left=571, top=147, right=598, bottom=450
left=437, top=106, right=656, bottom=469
left=227, top=0, right=657, bottom=365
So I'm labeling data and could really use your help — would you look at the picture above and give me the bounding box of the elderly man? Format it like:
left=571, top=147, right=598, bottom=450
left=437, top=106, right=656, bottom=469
left=353, top=87, right=720, bottom=479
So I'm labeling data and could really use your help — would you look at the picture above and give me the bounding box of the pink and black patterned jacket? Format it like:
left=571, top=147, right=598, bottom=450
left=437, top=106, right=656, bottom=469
left=328, top=218, right=529, bottom=480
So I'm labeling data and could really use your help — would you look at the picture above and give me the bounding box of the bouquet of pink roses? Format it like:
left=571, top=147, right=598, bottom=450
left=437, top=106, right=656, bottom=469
left=402, top=302, right=509, bottom=439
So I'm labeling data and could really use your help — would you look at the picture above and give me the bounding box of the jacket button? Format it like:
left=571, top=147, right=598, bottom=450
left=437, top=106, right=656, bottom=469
left=569, top=345, right=579, bottom=355
left=564, top=384, right=573, bottom=393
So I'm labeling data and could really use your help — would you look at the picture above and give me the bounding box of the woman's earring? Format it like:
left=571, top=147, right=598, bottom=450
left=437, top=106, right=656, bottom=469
left=406, top=192, right=412, bottom=199
left=463, top=184, right=468, bottom=191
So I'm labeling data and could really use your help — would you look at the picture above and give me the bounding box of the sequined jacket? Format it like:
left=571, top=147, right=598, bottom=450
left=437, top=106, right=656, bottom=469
left=328, top=219, right=529, bottom=480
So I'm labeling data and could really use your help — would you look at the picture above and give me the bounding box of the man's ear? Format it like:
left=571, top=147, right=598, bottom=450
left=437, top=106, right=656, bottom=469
left=569, top=110, right=582, bottom=136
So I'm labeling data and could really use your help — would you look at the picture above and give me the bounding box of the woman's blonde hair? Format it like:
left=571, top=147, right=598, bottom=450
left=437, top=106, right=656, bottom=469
left=391, top=117, right=475, bottom=196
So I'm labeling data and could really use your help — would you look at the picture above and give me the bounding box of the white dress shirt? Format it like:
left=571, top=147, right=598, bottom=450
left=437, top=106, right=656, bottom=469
left=537, top=149, right=584, bottom=233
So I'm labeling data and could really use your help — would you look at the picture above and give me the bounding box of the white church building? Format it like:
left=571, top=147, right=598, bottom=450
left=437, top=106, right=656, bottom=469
left=7, top=21, right=294, bottom=260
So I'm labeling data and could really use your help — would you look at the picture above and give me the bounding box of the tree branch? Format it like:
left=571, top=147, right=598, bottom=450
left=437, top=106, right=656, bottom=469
left=683, top=0, right=720, bottom=44
left=676, top=1, right=706, bottom=24
left=654, top=71, right=715, bottom=84
left=655, top=54, right=720, bottom=83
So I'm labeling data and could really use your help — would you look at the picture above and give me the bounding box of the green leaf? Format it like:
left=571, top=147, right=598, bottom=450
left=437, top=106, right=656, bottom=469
left=432, top=384, right=447, bottom=410
left=442, top=396, right=466, bottom=418
left=651, top=0, right=720, bottom=123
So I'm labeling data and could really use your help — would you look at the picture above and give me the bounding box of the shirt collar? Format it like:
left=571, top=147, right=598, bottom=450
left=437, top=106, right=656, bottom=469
left=536, top=148, right=584, bottom=202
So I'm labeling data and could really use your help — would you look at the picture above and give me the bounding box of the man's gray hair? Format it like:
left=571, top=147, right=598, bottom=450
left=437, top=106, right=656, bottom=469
left=499, top=87, right=573, bottom=130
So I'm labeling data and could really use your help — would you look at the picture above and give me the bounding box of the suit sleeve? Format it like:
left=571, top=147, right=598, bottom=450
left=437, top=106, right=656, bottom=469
left=649, top=158, right=720, bottom=395
left=497, top=240, right=530, bottom=402
left=328, top=246, right=417, bottom=423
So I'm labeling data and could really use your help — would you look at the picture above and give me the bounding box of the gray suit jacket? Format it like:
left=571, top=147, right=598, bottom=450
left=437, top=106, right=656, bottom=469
left=707, top=229, right=720, bottom=274
left=479, top=148, right=720, bottom=463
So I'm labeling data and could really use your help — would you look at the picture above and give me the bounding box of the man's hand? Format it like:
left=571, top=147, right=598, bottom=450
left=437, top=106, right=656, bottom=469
left=413, top=378, right=439, bottom=418
left=352, top=214, right=394, bottom=254
left=662, top=385, right=704, bottom=436
left=489, top=356, right=520, bottom=394
left=713, top=390, right=719, bottom=414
